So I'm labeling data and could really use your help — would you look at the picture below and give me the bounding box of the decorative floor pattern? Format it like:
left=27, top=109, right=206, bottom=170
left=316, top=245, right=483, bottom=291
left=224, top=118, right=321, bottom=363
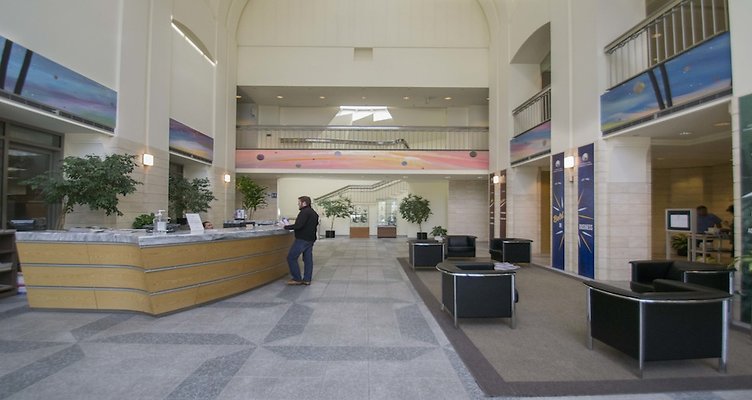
left=0, top=237, right=749, bottom=400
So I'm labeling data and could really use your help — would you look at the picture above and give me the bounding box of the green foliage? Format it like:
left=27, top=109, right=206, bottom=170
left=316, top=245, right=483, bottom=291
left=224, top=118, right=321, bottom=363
left=132, top=213, right=155, bottom=229
left=430, top=225, right=447, bottom=237
left=235, top=176, right=268, bottom=219
left=399, top=194, right=432, bottom=232
left=670, top=233, right=688, bottom=254
left=168, top=176, right=217, bottom=220
left=24, top=154, right=141, bottom=222
left=318, top=197, right=354, bottom=230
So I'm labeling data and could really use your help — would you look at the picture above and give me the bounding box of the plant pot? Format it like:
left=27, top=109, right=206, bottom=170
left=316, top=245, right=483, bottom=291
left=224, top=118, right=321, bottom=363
left=325, top=230, right=336, bottom=238
left=417, top=232, right=428, bottom=240
left=676, top=248, right=687, bottom=257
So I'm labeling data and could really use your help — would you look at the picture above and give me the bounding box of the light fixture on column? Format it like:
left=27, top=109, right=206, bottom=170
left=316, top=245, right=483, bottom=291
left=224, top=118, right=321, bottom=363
left=563, top=156, right=575, bottom=169
left=142, top=153, right=154, bottom=166
left=492, top=175, right=500, bottom=184
left=564, top=156, right=575, bottom=182
left=223, top=174, right=231, bottom=183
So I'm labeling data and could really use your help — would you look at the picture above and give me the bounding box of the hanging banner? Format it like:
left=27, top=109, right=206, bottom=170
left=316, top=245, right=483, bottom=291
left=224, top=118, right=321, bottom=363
left=578, top=144, right=595, bottom=278
left=740, top=93, right=752, bottom=323
left=489, top=172, right=495, bottom=240
left=499, top=170, right=507, bottom=238
left=552, top=153, right=565, bottom=270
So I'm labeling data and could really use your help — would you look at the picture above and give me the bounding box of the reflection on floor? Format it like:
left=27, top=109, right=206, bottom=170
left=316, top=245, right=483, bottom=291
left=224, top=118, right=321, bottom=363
left=0, top=237, right=749, bottom=400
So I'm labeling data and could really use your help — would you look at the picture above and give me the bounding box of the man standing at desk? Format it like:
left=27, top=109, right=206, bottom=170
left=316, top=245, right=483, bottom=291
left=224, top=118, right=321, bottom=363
left=696, top=205, right=721, bottom=233
left=283, top=196, right=319, bottom=286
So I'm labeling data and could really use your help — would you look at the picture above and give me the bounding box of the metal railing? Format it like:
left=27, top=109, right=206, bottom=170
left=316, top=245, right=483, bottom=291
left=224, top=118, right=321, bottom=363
left=605, top=0, right=728, bottom=88
left=512, top=86, right=551, bottom=136
left=236, top=125, right=489, bottom=150
left=314, top=179, right=408, bottom=205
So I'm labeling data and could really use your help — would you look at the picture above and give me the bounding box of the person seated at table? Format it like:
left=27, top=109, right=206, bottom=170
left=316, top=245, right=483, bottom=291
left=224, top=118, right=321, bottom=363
left=696, top=205, right=721, bottom=234
left=202, top=221, right=214, bottom=229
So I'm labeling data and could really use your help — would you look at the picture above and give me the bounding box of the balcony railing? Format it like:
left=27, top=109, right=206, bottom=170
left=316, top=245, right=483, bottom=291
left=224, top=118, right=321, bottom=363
left=512, top=86, right=551, bottom=137
left=236, top=125, right=489, bottom=150
left=605, top=0, right=728, bottom=88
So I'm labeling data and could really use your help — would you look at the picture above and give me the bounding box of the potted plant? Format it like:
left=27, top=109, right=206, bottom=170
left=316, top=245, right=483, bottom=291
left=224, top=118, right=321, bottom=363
left=671, top=233, right=689, bottom=257
left=318, top=196, right=354, bottom=238
left=399, top=194, right=432, bottom=239
left=132, top=213, right=155, bottom=229
left=235, top=176, right=268, bottom=220
left=24, top=153, right=141, bottom=229
left=168, top=176, right=217, bottom=224
left=430, top=226, right=447, bottom=241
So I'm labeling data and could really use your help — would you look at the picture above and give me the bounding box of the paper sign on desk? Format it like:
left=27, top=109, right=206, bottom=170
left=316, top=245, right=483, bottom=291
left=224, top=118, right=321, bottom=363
left=186, top=213, right=204, bottom=232
left=494, top=262, right=519, bottom=271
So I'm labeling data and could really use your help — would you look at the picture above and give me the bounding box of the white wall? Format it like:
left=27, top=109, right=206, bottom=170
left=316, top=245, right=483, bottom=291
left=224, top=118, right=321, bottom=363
left=0, top=0, right=120, bottom=89
left=236, top=0, right=489, bottom=88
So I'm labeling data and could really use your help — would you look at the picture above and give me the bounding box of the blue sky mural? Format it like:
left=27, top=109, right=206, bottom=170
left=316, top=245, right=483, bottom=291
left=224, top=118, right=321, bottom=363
left=0, top=35, right=117, bottom=130
left=510, top=120, right=551, bottom=164
left=169, top=118, right=214, bottom=163
left=601, top=32, right=731, bottom=134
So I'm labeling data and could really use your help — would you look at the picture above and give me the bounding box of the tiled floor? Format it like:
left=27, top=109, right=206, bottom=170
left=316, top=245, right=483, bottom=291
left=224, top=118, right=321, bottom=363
left=0, top=237, right=750, bottom=400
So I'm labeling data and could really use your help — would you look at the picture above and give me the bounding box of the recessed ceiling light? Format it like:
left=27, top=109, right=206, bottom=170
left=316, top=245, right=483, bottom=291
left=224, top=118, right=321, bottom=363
left=319, top=96, right=326, bottom=99
left=276, top=95, right=284, bottom=99
left=403, top=96, right=410, bottom=100
left=361, top=96, right=367, bottom=100
left=714, top=121, right=730, bottom=127
left=444, top=176, right=450, bottom=179
left=679, top=131, right=692, bottom=136
left=444, top=96, right=452, bottom=100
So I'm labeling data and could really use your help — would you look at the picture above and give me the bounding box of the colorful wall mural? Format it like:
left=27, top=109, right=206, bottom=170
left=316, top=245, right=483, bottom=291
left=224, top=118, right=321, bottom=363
left=169, top=118, right=214, bottom=163
left=510, top=120, right=551, bottom=164
left=236, top=149, right=488, bottom=170
left=601, top=32, right=731, bottom=134
left=0, top=34, right=117, bottom=131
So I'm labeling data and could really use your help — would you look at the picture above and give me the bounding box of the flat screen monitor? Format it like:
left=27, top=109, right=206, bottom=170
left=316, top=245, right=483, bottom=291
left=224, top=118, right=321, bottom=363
left=665, top=209, right=694, bottom=232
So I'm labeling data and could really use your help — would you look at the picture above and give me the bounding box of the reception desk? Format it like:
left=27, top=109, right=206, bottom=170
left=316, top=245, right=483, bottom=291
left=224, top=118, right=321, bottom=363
left=15, top=227, right=293, bottom=315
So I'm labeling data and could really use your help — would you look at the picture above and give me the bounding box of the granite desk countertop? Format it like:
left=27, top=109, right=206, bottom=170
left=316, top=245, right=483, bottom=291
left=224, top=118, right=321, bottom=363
left=14, top=225, right=291, bottom=247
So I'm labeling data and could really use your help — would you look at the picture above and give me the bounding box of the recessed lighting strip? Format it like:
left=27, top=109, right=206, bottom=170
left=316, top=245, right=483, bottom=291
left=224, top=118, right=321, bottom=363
left=171, top=18, right=216, bottom=66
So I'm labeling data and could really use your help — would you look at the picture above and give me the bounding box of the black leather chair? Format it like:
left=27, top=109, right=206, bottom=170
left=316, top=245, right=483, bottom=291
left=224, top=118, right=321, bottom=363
left=445, top=235, right=476, bottom=258
left=437, top=261, right=518, bottom=328
left=585, top=279, right=731, bottom=376
left=629, top=259, right=734, bottom=295
left=489, top=238, right=532, bottom=263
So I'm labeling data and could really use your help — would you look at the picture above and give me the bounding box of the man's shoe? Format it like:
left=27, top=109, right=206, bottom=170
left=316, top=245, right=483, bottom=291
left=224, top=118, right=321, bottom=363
left=302, top=281, right=311, bottom=286
left=286, top=279, right=303, bottom=285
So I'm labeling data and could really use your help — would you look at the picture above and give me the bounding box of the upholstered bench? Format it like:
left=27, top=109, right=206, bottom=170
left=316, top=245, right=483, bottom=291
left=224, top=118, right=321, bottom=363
left=629, top=259, right=734, bottom=295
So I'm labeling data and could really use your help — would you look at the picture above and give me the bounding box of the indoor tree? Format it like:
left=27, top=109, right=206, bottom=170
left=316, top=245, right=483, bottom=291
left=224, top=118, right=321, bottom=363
left=399, top=193, right=432, bottom=239
left=168, top=175, right=217, bottom=222
left=24, top=153, right=141, bottom=229
left=235, top=176, right=268, bottom=220
left=318, top=196, right=354, bottom=238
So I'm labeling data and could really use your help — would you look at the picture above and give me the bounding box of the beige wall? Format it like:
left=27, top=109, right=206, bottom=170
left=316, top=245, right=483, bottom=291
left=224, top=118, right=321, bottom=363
left=448, top=180, right=489, bottom=242
left=651, top=164, right=733, bottom=257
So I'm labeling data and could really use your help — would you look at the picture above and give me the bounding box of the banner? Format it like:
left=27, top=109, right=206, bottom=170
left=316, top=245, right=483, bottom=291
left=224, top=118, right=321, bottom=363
left=740, top=93, right=752, bottom=323
left=578, top=144, right=595, bottom=278
left=552, top=153, right=565, bottom=270
left=499, top=170, right=507, bottom=238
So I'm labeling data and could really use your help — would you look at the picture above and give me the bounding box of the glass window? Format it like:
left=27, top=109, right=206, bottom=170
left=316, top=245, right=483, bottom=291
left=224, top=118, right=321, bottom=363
left=6, top=147, right=54, bottom=230
left=7, top=125, right=62, bottom=148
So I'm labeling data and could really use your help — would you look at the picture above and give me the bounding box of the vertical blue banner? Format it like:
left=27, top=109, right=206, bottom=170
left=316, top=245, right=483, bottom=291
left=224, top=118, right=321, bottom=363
left=578, top=144, right=595, bottom=278
left=552, top=153, right=565, bottom=270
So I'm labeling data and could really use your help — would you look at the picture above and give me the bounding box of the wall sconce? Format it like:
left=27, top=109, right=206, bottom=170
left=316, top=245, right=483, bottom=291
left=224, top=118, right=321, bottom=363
left=142, top=153, right=154, bottom=166
left=492, top=175, right=500, bottom=184
left=223, top=174, right=231, bottom=183
left=563, top=156, right=575, bottom=169
left=564, top=156, right=575, bottom=182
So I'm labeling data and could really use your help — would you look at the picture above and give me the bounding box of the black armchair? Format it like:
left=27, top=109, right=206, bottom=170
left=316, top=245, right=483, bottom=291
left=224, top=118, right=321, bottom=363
left=489, top=238, right=532, bottom=263
left=445, top=235, right=476, bottom=258
left=629, top=259, right=734, bottom=294
left=585, top=279, right=731, bottom=376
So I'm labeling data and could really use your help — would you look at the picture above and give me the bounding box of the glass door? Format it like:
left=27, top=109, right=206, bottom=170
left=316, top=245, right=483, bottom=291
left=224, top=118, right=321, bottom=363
left=6, top=146, right=55, bottom=230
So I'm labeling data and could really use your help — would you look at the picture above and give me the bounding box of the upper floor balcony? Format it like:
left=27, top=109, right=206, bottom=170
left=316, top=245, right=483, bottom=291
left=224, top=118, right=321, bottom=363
left=602, top=0, right=731, bottom=135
